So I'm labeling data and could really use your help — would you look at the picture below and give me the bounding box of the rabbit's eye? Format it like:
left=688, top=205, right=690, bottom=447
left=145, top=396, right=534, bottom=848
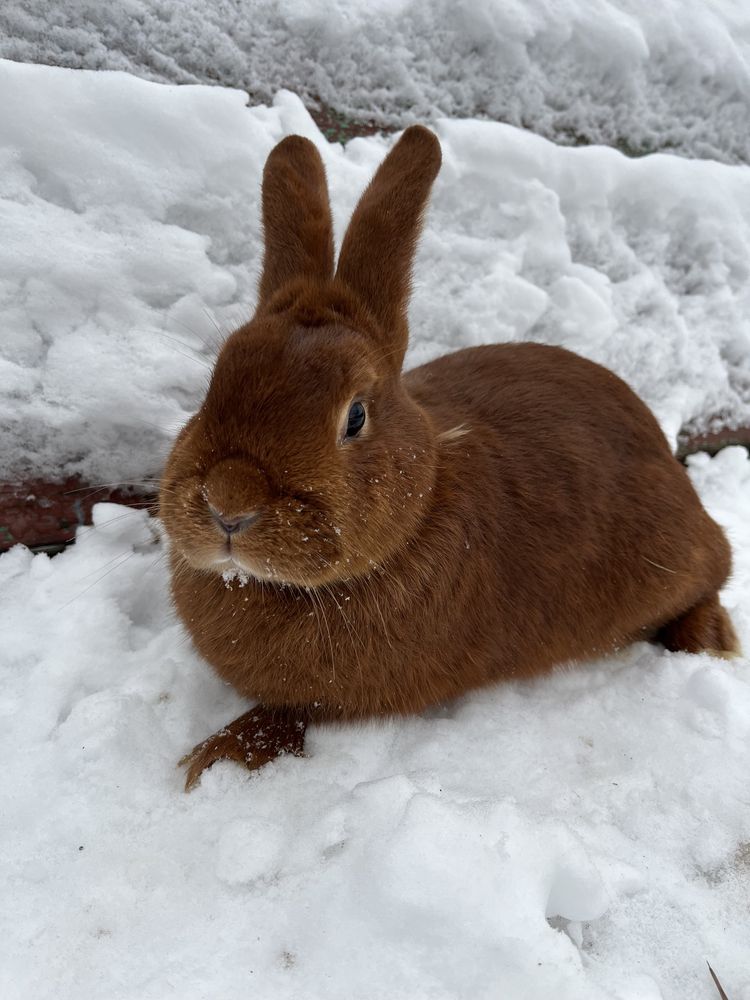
left=345, top=401, right=366, bottom=438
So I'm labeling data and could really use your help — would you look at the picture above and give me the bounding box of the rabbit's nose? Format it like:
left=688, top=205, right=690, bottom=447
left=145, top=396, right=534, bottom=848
left=208, top=505, right=260, bottom=536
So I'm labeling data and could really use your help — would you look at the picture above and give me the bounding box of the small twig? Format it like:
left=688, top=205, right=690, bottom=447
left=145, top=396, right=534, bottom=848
left=707, top=962, right=730, bottom=1000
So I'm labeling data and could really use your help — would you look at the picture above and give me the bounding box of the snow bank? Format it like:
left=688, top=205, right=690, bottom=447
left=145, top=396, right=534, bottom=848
left=1, top=448, right=749, bottom=999
left=1, top=59, right=749, bottom=484
left=2, top=0, right=750, bottom=162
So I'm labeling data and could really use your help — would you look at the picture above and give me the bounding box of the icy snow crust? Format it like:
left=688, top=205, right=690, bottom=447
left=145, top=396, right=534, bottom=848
left=2, top=0, right=750, bottom=163
left=1, top=450, right=749, bottom=999
left=1, top=59, right=750, bottom=484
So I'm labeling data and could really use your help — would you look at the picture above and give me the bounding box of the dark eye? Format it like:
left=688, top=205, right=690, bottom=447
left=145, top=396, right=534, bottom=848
left=345, top=401, right=366, bottom=438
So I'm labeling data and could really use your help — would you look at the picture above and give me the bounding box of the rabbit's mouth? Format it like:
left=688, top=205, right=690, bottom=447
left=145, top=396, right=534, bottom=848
left=211, top=552, right=280, bottom=584
left=209, top=550, right=356, bottom=589
left=174, top=529, right=351, bottom=589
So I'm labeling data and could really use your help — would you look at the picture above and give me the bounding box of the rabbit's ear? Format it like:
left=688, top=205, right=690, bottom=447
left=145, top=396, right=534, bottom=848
left=336, top=126, right=441, bottom=364
left=258, top=136, right=335, bottom=306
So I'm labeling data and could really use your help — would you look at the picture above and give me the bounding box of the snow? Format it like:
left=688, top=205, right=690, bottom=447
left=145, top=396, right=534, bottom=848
left=1, top=449, right=749, bottom=999
left=1, top=58, right=749, bottom=484
left=2, top=0, right=750, bottom=163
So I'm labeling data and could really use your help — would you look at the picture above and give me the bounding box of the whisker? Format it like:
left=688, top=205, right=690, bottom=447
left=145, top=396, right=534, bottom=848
left=59, top=550, right=139, bottom=610
left=201, top=307, right=227, bottom=346
left=157, top=332, right=213, bottom=371
left=303, top=575, right=336, bottom=682
left=63, top=480, right=161, bottom=496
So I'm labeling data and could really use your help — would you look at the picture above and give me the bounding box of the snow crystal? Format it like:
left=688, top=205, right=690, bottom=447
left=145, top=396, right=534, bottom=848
left=222, top=566, right=251, bottom=588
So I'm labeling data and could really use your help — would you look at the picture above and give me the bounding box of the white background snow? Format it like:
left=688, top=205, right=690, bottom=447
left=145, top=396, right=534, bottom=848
left=1, top=7, right=750, bottom=999
left=2, top=0, right=750, bottom=163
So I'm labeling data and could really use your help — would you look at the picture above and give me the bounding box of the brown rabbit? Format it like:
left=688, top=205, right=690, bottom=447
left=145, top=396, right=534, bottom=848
left=160, top=126, right=738, bottom=790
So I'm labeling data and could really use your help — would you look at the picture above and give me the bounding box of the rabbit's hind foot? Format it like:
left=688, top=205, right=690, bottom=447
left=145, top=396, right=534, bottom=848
left=657, top=594, right=740, bottom=659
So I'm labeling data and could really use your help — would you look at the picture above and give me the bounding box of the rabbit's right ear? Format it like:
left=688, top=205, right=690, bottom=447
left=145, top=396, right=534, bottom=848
left=257, top=136, right=335, bottom=308
left=336, top=126, right=441, bottom=367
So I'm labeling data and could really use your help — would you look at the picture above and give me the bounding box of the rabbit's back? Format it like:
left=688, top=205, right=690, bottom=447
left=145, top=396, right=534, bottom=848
left=406, top=341, right=731, bottom=659
left=407, top=342, right=668, bottom=463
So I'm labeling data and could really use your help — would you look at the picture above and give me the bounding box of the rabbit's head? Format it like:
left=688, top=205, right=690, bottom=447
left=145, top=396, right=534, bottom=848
left=161, top=127, right=442, bottom=587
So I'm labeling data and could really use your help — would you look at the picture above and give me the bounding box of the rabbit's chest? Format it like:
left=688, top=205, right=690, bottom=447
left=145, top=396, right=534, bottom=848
left=176, top=575, right=378, bottom=711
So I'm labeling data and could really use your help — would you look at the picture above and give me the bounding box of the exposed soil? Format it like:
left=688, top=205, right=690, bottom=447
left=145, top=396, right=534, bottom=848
left=307, top=104, right=387, bottom=143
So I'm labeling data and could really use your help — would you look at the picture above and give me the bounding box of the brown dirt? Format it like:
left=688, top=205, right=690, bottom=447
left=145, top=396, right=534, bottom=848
left=307, top=105, right=387, bottom=143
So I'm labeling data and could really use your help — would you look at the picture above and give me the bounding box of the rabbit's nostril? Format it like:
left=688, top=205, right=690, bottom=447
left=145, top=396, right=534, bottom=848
left=208, top=505, right=260, bottom=537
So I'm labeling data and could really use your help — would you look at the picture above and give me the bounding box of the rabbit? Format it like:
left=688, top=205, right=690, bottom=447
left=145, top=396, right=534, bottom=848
left=159, top=126, right=739, bottom=791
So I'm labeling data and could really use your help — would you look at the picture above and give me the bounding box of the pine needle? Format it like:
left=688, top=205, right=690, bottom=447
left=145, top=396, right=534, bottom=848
left=707, top=962, right=730, bottom=1000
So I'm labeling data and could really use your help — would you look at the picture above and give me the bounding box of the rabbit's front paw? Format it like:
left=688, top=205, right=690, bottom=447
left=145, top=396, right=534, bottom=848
left=179, top=706, right=306, bottom=791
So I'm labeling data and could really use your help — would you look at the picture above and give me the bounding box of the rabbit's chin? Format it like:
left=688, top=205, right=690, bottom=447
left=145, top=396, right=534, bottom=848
left=175, top=542, right=355, bottom=590
left=211, top=554, right=283, bottom=585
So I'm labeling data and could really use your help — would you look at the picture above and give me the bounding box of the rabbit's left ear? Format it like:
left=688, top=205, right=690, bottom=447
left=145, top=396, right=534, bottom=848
left=257, top=136, right=335, bottom=307
left=336, top=126, right=441, bottom=367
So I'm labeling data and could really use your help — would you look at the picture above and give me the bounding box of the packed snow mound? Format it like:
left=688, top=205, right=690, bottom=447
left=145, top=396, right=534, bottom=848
left=2, top=0, right=750, bottom=163
left=1, top=59, right=750, bottom=484
left=1, top=448, right=748, bottom=999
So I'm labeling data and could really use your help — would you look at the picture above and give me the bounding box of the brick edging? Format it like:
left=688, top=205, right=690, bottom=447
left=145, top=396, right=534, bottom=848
left=675, top=425, right=750, bottom=459
left=0, top=479, right=157, bottom=553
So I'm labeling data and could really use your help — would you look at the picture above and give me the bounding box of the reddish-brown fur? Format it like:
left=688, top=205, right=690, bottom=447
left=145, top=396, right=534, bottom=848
left=160, top=127, right=738, bottom=790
